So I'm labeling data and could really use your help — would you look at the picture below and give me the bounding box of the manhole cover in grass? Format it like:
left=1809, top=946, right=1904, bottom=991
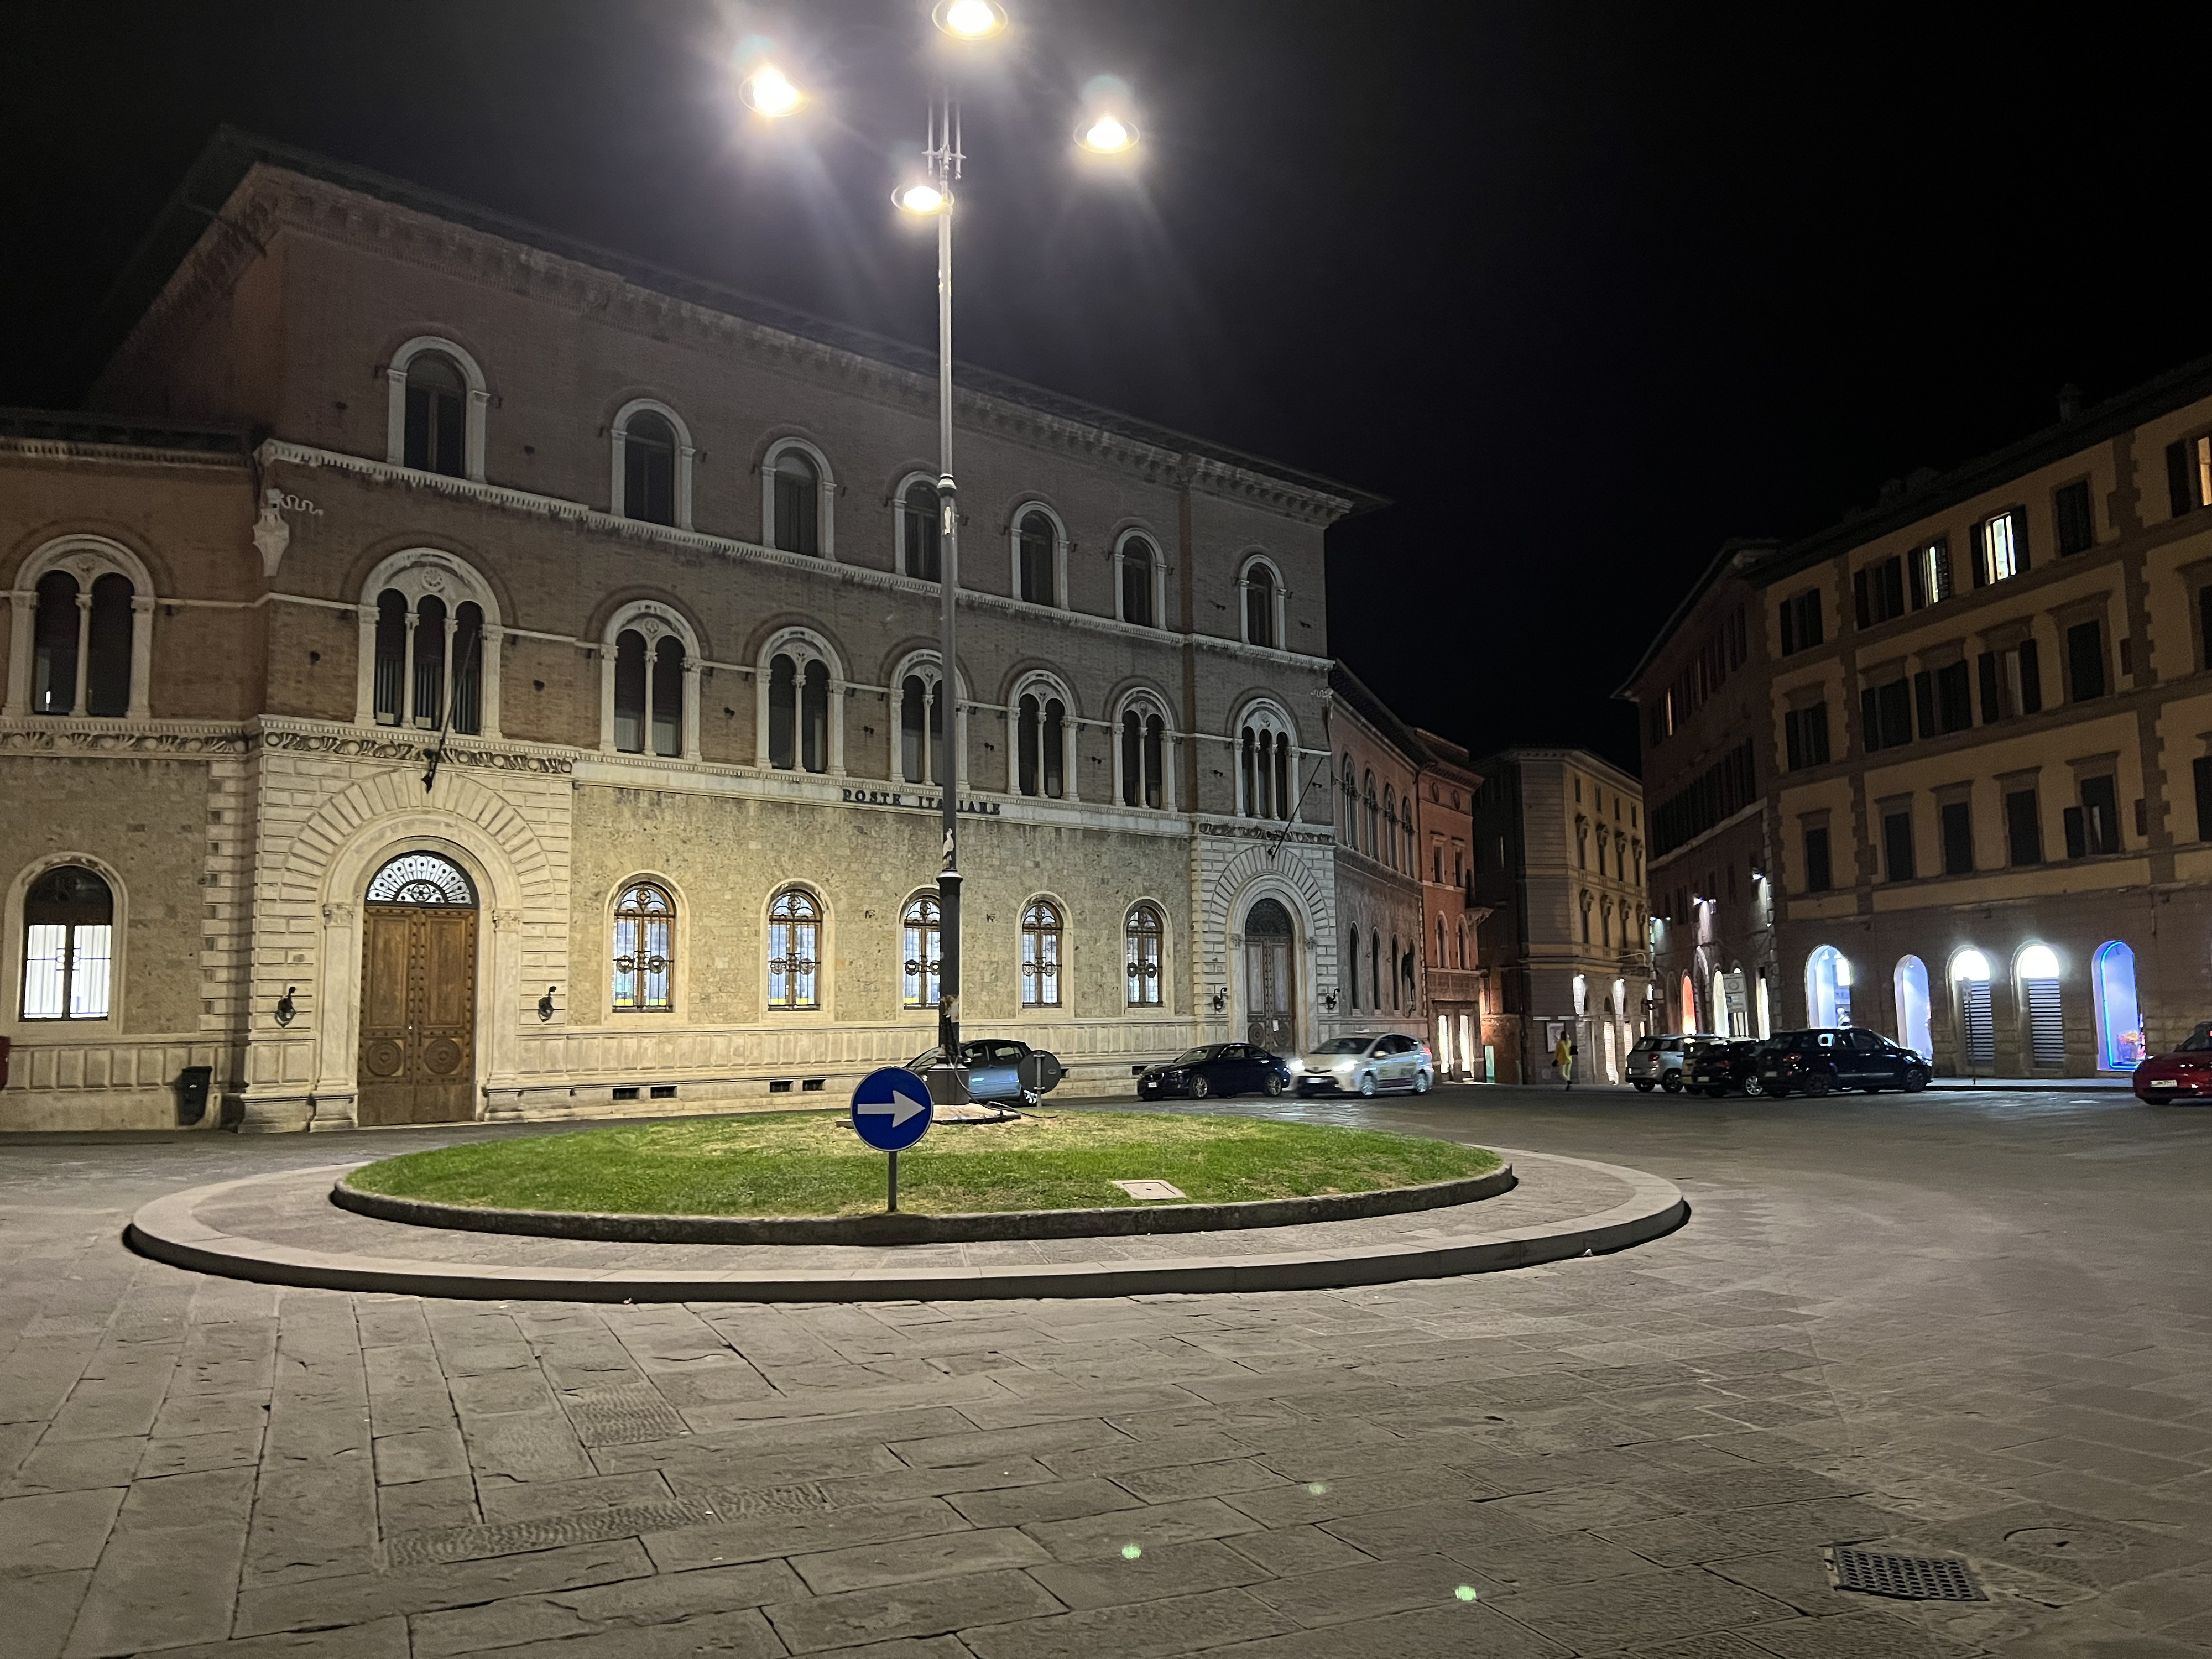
left=1111, top=1180, right=1187, bottom=1201
left=1828, top=1546, right=1986, bottom=1601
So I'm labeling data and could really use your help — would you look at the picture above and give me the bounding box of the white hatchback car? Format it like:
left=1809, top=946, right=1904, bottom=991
left=1294, top=1033, right=1434, bottom=1097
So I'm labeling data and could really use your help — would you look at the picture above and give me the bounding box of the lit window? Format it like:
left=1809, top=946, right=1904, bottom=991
left=1021, top=900, right=1062, bottom=1007
left=1980, top=511, right=2021, bottom=583
left=612, top=883, right=674, bottom=1011
left=21, top=865, right=112, bottom=1020
left=902, top=894, right=941, bottom=1009
left=1125, top=903, right=1164, bottom=1006
left=767, top=888, right=821, bottom=1009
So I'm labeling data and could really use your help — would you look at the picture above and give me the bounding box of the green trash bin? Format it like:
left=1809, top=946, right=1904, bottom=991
left=177, top=1065, right=213, bottom=1126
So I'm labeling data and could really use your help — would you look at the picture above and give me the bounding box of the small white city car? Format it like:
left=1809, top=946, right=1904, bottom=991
left=1293, top=1033, right=1434, bottom=1097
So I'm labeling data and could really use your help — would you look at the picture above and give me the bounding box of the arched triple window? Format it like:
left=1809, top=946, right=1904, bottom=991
left=22, top=864, right=113, bottom=1020
left=1016, top=685, right=1069, bottom=799
left=760, top=633, right=839, bottom=774
left=1238, top=706, right=1295, bottom=821
left=358, top=552, right=500, bottom=736
left=899, top=478, right=942, bottom=582
left=902, top=893, right=941, bottom=1010
left=1242, top=559, right=1281, bottom=649
left=1015, top=508, right=1060, bottom=606
left=1125, top=902, right=1164, bottom=1006
left=386, top=338, right=486, bottom=482
left=611, top=401, right=694, bottom=529
left=1118, top=698, right=1167, bottom=809
left=2018, top=943, right=2064, bottom=1068
left=2094, top=941, right=2143, bottom=1070
left=1021, top=900, right=1063, bottom=1007
left=1806, top=945, right=1852, bottom=1027
left=767, top=888, right=822, bottom=1010
left=611, top=883, right=674, bottom=1012
left=1118, top=535, right=1158, bottom=627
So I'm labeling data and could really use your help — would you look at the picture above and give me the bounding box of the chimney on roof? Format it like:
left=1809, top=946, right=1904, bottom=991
left=2058, top=383, right=2081, bottom=422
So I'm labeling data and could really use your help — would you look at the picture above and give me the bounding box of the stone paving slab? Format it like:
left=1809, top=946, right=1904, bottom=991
left=123, top=1150, right=1687, bottom=1302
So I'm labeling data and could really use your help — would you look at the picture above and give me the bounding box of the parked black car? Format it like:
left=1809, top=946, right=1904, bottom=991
left=1759, top=1028, right=1931, bottom=1097
left=1136, top=1044, right=1291, bottom=1100
left=1686, top=1038, right=1767, bottom=1097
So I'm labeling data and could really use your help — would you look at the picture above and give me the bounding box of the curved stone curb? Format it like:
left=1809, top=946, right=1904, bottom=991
left=330, top=1165, right=1517, bottom=1244
left=124, top=1150, right=1687, bottom=1303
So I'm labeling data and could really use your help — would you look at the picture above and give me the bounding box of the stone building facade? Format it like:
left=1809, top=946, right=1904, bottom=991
left=0, top=134, right=1380, bottom=1131
left=1625, top=358, right=2212, bottom=1076
left=1470, top=748, right=1651, bottom=1084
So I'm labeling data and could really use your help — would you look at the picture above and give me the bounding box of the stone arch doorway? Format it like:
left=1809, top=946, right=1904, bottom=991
left=1244, top=897, right=1296, bottom=1053
left=359, top=852, right=479, bottom=1125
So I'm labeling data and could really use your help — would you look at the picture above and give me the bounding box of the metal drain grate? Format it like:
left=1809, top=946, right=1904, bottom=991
left=1829, top=1546, right=1986, bottom=1601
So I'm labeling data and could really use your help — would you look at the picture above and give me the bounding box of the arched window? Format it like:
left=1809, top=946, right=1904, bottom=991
left=361, top=553, right=500, bottom=735
left=1119, top=701, right=1166, bottom=808
left=1021, top=900, right=1062, bottom=1007
left=1347, top=925, right=1361, bottom=1008
left=614, top=631, right=646, bottom=751
left=1244, top=561, right=1279, bottom=648
left=1126, top=902, right=1164, bottom=1006
left=1806, top=945, right=1852, bottom=1027
left=901, top=479, right=941, bottom=581
left=612, top=883, right=674, bottom=1012
left=902, top=893, right=941, bottom=1009
left=403, top=351, right=468, bottom=477
left=29, top=568, right=135, bottom=718
left=1680, top=970, right=1697, bottom=1034
left=1370, top=933, right=1383, bottom=1010
left=620, top=409, right=677, bottom=526
left=367, top=852, right=476, bottom=905
left=900, top=675, right=939, bottom=784
left=766, top=650, right=832, bottom=773
left=2094, top=941, right=2143, bottom=1070
left=1895, top=956, right=1933, bottom=1058
left=1018, top=510, right=1057, bottom=606
left=613, top=630, right=686, bottom=755
left=1238, top=709, right=1295, bottom=821
left=1018, top=692, right=1066, bottom=798
left=411, top=594, right=447, bottom=728
left=1952, top=950, right=1995, bottom=1068
left=1364, top=772, right=1379, bottom=853
left=1383, top=788, right=1399, bottom=869
left=1435, top=916, right=1446, bottom=965
left=768, top=888, right=821, bottom=1009
left=22, top=864, right=112, bottom=1020
left=773, top=448, right=822, bottom=555
left=1340, top=755, right=1358, bottom=844
left=2018, top=943, right=2064, bottom=1067
left=1119, top=535, right=1156, bottom=626
left=1389, top=933, right=1402, bottom=1010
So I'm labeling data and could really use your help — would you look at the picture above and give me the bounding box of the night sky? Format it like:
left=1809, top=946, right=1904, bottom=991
left=7, top=2, right=2212, bottom=774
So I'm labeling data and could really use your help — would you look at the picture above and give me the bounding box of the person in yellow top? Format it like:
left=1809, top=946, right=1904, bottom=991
left=1555, top=1032, right=1575, bottom=1089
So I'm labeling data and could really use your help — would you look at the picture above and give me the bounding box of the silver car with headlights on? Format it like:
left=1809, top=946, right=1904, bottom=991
left=1293, top=1033, right=1434, bottom=1097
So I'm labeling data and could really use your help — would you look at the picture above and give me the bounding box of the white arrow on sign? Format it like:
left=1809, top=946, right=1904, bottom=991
left=857, top=1089, right=930, bottom=1128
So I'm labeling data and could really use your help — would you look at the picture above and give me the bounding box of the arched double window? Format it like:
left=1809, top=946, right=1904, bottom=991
left=768, top=888, right=822, bottom=1010
left=10, top=538, right=153, bottom=721
left=611, top=400, right=694, bottom=529
left=902, top=893, right=941, bottom=1010
left=1241, top=557, right=1282, bottom=649
left=1118, top=698, right=1167, bottom=809
left=898, top=662, right=951, bottom=786
left=1238, top=706, right=1295, bottom=821
left=22, top=864, right=113, bottom=1020
left=899, top=478, right=942, bottom=582
left=1015, top=508, right=1061, bottom=606
left=1017, top=686, right=1068, bottom=799
left=611, top=883, right=674, bottom=1012
left=385, top=337, right=486, bottom=482
left=358, top=551, right=500, bottom=735
left=760, top=632, right=839, bottom=774
left=1117, top=533, right=1159, bottom=627
left=1021, top=900, right=1063, bottom=1007
left=1126, top=902, right=1164, bottom=1006
left=602, top=604, right=696, bottom=759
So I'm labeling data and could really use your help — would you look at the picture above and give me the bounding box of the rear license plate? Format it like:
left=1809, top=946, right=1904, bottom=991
left=2150, top=1079, right=2177, bottom=1088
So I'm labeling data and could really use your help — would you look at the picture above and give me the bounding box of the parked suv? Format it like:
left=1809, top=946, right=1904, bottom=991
left=1760, top=1028, right=1930, bottom=1097
left=1687, top=1037, right=1767, bottom=1097
left=1627, top=1034, right=1690, bottom=1094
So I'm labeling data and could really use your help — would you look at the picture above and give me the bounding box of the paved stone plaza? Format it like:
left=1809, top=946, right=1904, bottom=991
left=4, top=1084, right=2210, bottom=1657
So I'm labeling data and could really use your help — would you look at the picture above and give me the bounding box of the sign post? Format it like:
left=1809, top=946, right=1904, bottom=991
left=849, top=1065, right=934, bottom=1213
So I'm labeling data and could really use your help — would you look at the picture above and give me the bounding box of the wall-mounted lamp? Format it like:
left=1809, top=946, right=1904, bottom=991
left=538, top=985, right=557, bottom=1022
left=1322, top=988, right=1340, bottom=1013
left=274, top=986, right=296, bottom=1027
left=1208, top=985, right=1228, bottom=1014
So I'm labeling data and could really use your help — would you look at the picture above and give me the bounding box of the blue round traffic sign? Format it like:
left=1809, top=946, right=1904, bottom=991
left=850, top=1066, right=934, bottom=1151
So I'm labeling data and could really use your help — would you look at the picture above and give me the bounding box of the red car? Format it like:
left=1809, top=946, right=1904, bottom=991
left=2133, top=1022, right=2212, bottom=1103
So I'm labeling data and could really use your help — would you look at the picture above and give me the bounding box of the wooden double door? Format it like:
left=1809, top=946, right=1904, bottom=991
left=1244, top=899, right=1296, bottom=1055
left=358, top=902, right=478, bottom=1126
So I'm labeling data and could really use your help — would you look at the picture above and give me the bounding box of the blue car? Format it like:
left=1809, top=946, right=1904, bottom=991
left=906, top=1040, right=1063, bottom=1107
left=1136, top=1044, right=1292, bottom=1100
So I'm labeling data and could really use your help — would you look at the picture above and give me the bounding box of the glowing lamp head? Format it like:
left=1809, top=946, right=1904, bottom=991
left=896, top=181, right=948, bottom=215
left=740, top=66, right=804, bottom=117
left=1077, top=114, right=1137, bottom=154
left=933, top=0, right=1008, bottom=39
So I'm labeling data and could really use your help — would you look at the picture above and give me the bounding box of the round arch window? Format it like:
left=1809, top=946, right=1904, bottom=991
left=367, top=853, right=477, bottom=906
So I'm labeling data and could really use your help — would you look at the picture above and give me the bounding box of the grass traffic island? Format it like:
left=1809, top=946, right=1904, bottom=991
left=343, top=1110, right=1503, bottom=1222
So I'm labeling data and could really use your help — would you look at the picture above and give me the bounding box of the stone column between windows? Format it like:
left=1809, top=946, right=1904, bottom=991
left=402, top=610, right=420, bottom=728
left=71, top=590, right=92, bottom=714
left=127, top=594, right=154, bottom=719
left=682, top=660, right=703, bottom=762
